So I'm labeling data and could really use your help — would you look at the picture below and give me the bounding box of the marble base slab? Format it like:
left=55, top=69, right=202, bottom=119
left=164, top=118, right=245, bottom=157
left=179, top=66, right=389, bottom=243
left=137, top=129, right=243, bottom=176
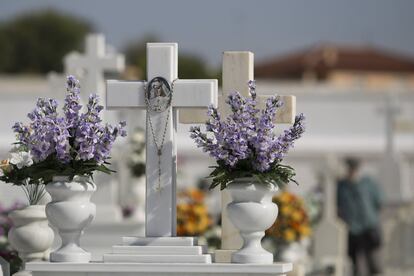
left=104, top=236, right=211, bottom=264
left=214, top=249, right=236, bottom=263
left=112, top=245, right=206, bottom=255
left=122, top=236, right=197, bottom=246
left=104, top=254, right=212, bottom=263
left=27, top=262, right=293, bottom=276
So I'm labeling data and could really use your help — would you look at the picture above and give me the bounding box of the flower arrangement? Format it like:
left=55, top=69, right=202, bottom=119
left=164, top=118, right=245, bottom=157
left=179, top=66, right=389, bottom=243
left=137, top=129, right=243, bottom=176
left=176, top=188, right=212, bottom=236
left=190, top=81, right=305, bottom=190
left=128, top=128, right=145, bottom=178
left=0, top=76, right=126, bottom=187
left=265, top=191, right=311, bottom=244
left=0, top=149, right=47, bottom=205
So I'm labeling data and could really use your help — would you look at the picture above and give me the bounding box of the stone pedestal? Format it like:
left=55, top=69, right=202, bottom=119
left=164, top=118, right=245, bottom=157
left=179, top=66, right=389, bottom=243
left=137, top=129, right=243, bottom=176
left=27, top=262, right=292, bottom=276
left=0, top=256, right=9, bottom=276
left=81, top=221, right=145, bottom=261
left=103, top=237, right=211, bottom=263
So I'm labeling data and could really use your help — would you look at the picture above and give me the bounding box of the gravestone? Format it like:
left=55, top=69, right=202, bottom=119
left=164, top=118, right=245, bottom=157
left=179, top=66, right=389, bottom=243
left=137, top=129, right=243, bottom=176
left=27, top=44, right=292, bottom=276
left=385, top=205, right=414, bottom=270
left=65, top=33, right=125, bottom=107
left=378, top=95, right=411, bottom=204
left=103, top=42, right=217, bottom=263
left=381, top=95, right=414, bottom=272
left=48, top=33, right=124, bottom=106
left=180, top=51, right=296, bottom=263
left=312, top=156, right=347, bottom=276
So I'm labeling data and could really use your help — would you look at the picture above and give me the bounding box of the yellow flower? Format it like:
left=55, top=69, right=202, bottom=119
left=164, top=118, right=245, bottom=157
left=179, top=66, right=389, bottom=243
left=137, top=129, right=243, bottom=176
left=0, top=159, right=12, bottom=173
left=177, top=203, right=190, bottom=212
left=291, top=211, right=303, bottom=222
left=281, top=205, right=293, bottom=216
left=278, top=192, right=291, bottom=203
left=299, top=225, right=311, bottom=237
left=198, top=216, right=210, bottom=232
left=193, top=205, right=207, bottom=215
left=284, top=229, right=296, bottom=242
left=185, top=222, right=197, bottom=235
left=177, top=188, right=211, bottom=236
left=189, top=189, right=204, bottom=203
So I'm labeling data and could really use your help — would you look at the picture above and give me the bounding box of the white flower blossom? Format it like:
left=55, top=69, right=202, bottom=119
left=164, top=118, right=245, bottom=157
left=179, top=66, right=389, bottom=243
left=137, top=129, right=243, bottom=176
left=10, top=151, right=34, bottom=169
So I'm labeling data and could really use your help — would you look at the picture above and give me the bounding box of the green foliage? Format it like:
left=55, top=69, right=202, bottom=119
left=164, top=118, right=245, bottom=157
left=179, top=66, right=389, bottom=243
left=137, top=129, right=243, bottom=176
left=124, top=34, right=159, bottom=72
left=127, top=128, right=146, bottom=178
left=130, top=163, right=145, bottom=178
left=177, top=54, right=215, bottom=80
left=124, top=35, right=218, bottom=79
left=0, top=9, right=93, bottom=73
left=30, top=156, right=114, bottom=184
left=208, top=160, right=298, bottom=190
left=1, top=155, right=114, bottom=186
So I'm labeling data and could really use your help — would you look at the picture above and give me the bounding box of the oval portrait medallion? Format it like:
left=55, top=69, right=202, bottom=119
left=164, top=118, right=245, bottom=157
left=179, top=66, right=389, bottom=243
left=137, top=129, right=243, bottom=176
left=146, top=77, right=172, bottom=112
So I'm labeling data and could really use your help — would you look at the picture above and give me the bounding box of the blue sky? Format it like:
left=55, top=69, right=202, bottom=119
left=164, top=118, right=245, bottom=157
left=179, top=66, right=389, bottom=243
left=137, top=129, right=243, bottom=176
left=1, top=0, right=414, bottom=67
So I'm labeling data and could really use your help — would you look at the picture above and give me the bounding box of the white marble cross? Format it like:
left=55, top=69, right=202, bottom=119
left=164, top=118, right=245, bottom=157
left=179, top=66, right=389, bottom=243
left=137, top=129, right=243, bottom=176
left=106, top=43, right=218, bottom=237
left=65, top=33, right=125, bottom=106
left=180, top=52, right=296, bottom=262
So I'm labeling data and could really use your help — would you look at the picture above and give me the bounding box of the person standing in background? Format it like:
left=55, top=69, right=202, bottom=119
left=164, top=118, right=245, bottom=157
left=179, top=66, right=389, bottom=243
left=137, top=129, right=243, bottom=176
left=337, top=158, right=383, bottom=276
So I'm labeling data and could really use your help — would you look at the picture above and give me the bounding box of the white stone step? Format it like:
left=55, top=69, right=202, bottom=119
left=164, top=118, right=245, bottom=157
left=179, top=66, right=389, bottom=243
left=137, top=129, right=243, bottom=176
left=27, top=261, right=293, bottom=276
left=112, top=245, right=206, bottom=255
left=103, top=254, right=212, bottom=264
left=122, top=236, right=197, bottom=246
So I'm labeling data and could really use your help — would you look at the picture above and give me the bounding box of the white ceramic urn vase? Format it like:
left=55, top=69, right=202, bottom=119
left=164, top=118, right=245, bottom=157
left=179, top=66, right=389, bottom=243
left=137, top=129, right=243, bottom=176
left=46, top=176, right=96, bottom=263
left=226, top=178, right=278, bottom=264
left=8, top=205, right=54, bottom=264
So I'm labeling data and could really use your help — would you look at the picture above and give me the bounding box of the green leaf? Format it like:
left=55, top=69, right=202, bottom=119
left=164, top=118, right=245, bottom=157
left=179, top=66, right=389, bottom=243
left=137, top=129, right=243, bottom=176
left=206, top=162, right=299, bottom=190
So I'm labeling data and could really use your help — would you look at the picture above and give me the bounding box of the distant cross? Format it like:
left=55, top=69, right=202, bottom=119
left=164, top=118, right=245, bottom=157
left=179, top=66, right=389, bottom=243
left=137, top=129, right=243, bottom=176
left=180, top=52, right=296, bottom=262
left=106, top=43, right=218, bottom=237
left=378, top=95, right=412, bottom=203
left=312, top=156, right=347, bottom=267
left=65, top=33, right=125, bottom=106
left=379, top=95, right=400, bottom=156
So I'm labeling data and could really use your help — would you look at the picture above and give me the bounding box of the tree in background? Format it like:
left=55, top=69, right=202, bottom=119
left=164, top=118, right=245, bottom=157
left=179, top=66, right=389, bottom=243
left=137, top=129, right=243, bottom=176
left=0, top=10, right=92, bottom=74
left=124, top=35, right=219, bottom=80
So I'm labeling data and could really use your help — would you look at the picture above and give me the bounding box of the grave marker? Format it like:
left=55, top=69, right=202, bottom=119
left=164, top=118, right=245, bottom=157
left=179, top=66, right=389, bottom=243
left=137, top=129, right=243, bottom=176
left=106, top=42, right=218, bottom=237
left=65, top=33, right=125, bottom=106
left=180, top=51, right=296, bottom=263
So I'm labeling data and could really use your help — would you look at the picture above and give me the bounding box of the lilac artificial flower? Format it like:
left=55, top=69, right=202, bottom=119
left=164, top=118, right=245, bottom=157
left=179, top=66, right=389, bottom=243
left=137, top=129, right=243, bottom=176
left=63, top=75, right=82, bottom=130
left=190, top=81, right=305, bottom=173
left=248, top=80, right=257, bottom=100
left=12, top=122, right=31, bottom=147
left=11, top=76, right=127, bottom=168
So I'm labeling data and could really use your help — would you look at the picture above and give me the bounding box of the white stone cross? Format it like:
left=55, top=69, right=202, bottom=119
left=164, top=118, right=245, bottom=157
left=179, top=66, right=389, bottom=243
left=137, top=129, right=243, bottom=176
left=106, top=43, right=218, bottom=237
left=65, top=33, right=125, bottom=106
left=180, top=52, right=296, bottom=262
